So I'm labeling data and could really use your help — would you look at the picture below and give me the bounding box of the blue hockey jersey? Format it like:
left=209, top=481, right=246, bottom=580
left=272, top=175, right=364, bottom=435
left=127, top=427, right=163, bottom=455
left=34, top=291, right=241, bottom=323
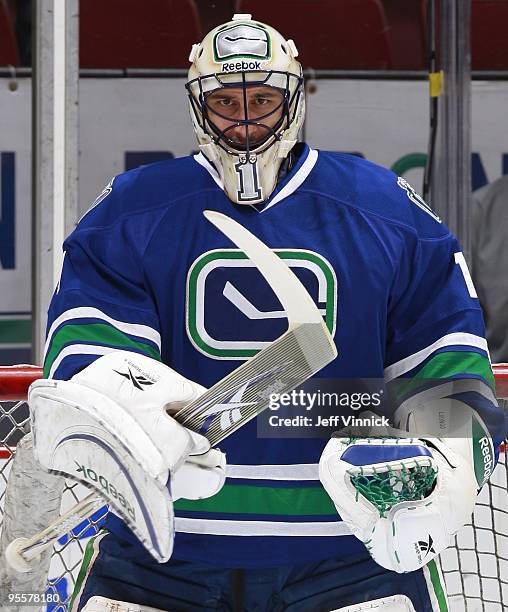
left=45, top=144, right=506, bottom=567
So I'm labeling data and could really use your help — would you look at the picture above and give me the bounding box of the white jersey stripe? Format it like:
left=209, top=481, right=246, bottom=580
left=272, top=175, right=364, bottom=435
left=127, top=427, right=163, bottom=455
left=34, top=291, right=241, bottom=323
left=193, top=153, right=224, bottom=189
left=226, top=463, right=319, bottom=480
left=44, top=306, right=161, bottom=360
left=193, top=147, right=319, bottom=212
left=175, top=517, right=351, bottom=537
left=262, top=148, right=319, bottom=212
left=384, top=332, right=490, bottom=383
left=48, top=344, right=124, bottom=379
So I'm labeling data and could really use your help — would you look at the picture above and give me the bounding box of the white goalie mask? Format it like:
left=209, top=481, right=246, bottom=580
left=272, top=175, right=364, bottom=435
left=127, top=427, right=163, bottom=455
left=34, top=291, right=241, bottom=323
left=186, top=14, right=305, bottom=205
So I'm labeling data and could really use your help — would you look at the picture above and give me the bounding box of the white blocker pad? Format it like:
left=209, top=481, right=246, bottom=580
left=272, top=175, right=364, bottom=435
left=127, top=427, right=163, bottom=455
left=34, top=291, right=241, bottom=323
left=394, top=387, right=496, bottom=488
left=29, top=378, right=174, bottom=563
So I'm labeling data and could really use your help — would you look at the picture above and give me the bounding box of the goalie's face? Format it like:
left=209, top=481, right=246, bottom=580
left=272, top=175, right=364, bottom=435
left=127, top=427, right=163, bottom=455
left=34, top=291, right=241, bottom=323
left=186, top=16, right=305, bottom=205
left=205, top=85, right=285, bottom=149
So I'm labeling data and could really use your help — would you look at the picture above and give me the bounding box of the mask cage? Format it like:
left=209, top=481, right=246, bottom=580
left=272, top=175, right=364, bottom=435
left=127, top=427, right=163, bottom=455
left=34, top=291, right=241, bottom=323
left=186, top=70, right=303, bottom=156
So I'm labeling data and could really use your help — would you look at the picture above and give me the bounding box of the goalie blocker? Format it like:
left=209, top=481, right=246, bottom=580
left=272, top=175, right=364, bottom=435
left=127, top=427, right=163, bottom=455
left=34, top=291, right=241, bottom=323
left=28, top=351, right=226, bottom=563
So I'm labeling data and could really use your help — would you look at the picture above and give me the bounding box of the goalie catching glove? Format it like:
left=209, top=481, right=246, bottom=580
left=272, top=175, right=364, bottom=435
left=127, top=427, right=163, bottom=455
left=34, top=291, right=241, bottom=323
left=28, top=351, right=226, bottom=563
left=319, top=425, right=478, bottom=573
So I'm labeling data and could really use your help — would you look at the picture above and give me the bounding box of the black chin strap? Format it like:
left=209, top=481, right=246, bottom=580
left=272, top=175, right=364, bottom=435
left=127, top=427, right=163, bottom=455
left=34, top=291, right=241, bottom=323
left=277, top=142, right=305, bottom=182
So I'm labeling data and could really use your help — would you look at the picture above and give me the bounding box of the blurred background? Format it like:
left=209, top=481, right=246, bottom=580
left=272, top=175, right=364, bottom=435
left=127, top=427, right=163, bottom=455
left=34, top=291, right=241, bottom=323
left=0, top=0, right=507, bottom=367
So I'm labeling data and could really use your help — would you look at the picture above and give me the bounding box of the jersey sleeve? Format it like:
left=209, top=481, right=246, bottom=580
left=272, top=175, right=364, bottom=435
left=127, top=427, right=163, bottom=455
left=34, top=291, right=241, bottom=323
left=385, top=226, right=507, bottom=471
left=43, top=178, right=162, bottom=381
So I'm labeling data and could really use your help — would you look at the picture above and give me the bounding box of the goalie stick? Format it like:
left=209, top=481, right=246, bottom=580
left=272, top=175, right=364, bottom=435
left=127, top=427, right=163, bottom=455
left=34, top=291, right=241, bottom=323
left=6, top=210, right=337, bottom=571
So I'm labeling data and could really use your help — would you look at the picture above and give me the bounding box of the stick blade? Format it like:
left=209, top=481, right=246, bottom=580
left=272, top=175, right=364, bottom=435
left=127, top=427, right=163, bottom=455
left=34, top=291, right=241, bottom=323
left=176, top=212, right=337, bottom=445
left=204, top=210, right=325, bottom=326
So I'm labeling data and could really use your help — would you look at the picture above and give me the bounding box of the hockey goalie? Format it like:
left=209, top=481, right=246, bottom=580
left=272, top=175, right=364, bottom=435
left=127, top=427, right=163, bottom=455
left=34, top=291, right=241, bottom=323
left=22, top=13, right=507, bottom=612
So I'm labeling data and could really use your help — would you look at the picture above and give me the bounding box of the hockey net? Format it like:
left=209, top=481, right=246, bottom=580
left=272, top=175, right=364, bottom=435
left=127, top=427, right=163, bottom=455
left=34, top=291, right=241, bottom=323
left=0, top=366, right=507, bottom=611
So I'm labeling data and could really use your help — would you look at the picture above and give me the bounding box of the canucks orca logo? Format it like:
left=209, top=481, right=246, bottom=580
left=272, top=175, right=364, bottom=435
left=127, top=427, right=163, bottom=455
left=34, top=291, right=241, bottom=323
left=80, top=177, right=115, bottom=223
left=186, top=249, right=337, bottom=359
left=397, top=176, right=441, bottom=223
left=214, top=23, right=271, bottom=62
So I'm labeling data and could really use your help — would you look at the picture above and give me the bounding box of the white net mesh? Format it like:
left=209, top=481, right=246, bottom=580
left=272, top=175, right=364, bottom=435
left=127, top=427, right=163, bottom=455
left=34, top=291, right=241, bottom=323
left=440, top=442, right=508, bottom=611
left=0, top=388, right=107, bottom=611
left=0, top=368, right=507, bottom=611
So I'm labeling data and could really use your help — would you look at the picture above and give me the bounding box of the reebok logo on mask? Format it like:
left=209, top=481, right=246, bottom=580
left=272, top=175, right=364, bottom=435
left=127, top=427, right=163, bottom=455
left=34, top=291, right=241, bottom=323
left=222, top=60, right=262, bottom=73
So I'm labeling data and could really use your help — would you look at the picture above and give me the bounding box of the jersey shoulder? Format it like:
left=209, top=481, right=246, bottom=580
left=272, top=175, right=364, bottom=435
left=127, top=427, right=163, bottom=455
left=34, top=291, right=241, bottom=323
left=313, top=151, right=448, bottom=240
left=77, top=154, right=216, bottom=230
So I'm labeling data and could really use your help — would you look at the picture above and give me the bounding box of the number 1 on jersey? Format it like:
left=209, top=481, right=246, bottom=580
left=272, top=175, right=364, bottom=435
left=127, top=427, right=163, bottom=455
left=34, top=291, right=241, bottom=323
left=455, top=252, right=478, bottom=298
left=235, top=160, right=263, bottom=202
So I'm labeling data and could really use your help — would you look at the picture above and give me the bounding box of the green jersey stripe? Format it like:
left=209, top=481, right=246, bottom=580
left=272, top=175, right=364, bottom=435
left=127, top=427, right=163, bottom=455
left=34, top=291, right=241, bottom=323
left=174, top=483, right=337, bottom=516
left=389, top=350, right=494, bottom=402
left=412, top=351, right=493, bottom=384
left=384, top=332, right=489, bottom=382
left=68, top=530, right=108, bottom=612
left=425, top=560, right=449, bottom=612
left=44, top=306, right=161, bottom=360
left=44, top=323, right=160, bottom=377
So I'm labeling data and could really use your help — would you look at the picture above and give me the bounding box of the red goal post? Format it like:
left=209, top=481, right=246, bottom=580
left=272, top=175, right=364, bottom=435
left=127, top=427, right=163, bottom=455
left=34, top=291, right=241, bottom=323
left=0, top=365, right=43, bottom=402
